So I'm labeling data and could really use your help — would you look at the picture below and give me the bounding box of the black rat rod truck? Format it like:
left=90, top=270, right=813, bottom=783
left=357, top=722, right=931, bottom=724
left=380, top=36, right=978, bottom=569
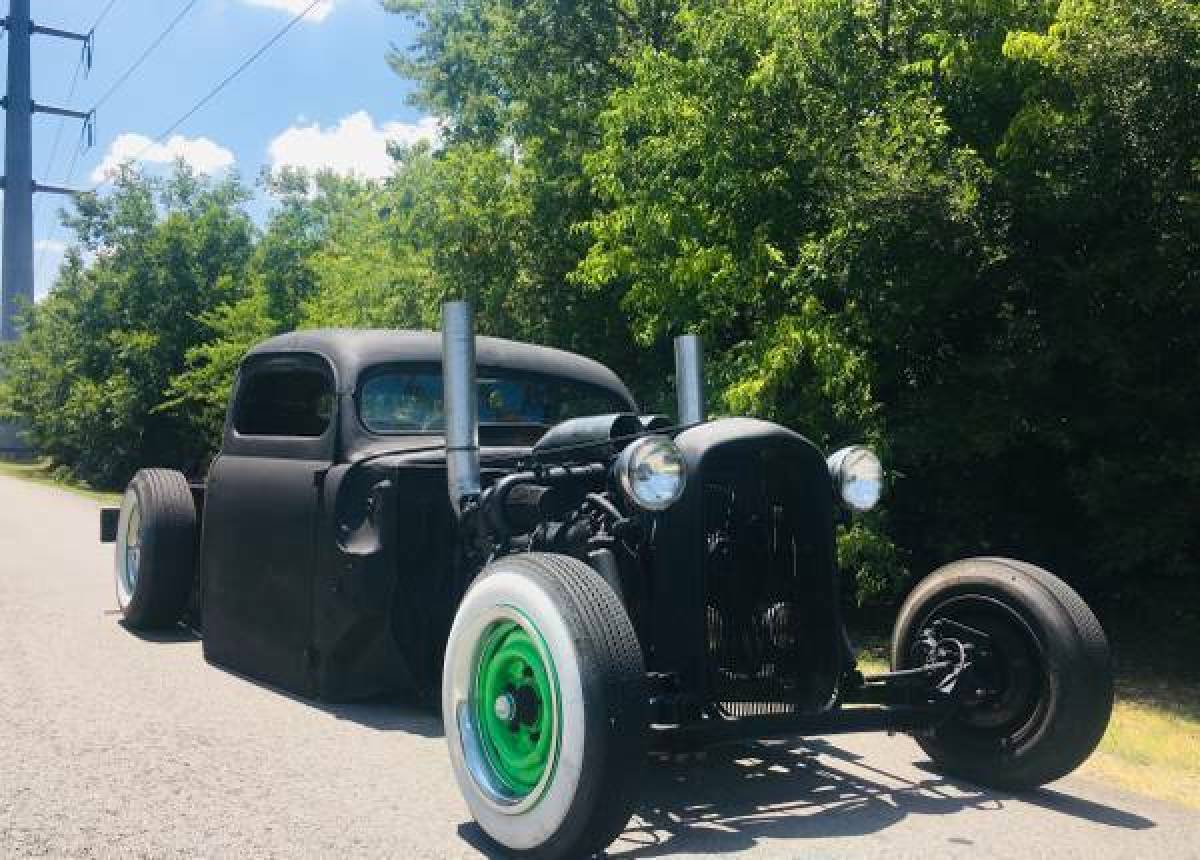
left=102, top=302, right=1113, bottom=859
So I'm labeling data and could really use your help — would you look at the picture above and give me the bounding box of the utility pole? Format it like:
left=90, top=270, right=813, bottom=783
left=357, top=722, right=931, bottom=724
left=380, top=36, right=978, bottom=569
left=1, top=1, right=93, bottom=457
left=2, top=0, right=93, bottom=342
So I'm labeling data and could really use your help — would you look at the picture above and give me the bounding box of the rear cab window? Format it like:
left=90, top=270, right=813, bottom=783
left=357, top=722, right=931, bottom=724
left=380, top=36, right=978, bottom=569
left=234, top=365, right=334, bottom=438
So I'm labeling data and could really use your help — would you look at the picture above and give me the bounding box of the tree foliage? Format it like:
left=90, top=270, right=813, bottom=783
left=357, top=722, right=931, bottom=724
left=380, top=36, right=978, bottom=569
left=1, top=165, right=254, bottom=485
left=3, top=0, right=1196, bottom=606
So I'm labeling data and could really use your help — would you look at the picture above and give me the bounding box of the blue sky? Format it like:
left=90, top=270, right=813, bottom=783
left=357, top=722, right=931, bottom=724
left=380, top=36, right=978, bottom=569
left=9, top=0, right=429, bottom=298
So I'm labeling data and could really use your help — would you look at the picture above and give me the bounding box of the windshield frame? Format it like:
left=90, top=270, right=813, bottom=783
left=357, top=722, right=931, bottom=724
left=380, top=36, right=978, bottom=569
left=354, top=361, right=636, bottom=437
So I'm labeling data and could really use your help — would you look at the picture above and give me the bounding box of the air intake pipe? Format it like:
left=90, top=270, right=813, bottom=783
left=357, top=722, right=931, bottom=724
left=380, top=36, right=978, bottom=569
left=442, top=301, right=481, bottom=516
left=674, top=334, right=706, bottom=425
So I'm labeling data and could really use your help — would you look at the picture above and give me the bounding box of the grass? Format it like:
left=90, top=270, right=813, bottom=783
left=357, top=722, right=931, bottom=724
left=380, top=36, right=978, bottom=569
left=853, top=642, right=1200, bottom=810
left=1083, top=678, right=1200, bottom=809
left=0, top=458, right=121, bottom=504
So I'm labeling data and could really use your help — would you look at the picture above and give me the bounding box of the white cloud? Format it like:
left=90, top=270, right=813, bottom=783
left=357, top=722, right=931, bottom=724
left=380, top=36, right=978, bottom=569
left=34, top=239, right=68, bottom=301
left=91, top=133, right=236, bottom=183
left=34, top=239, right=66, bottom=256
left=239, top=0, right=336, bottom=23
left=267, top=111, right=441, bottom=179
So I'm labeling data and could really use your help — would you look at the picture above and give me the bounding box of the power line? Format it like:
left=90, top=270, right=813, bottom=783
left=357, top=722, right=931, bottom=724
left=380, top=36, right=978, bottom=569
left=89, top=0, right=201, bottom=112
left=29, top=0, right=323, bottom=294
left=33, top=128, right=88, bottom=286
left=92, top=0, right=324, bottom=191
left=62, top=132, right=88, bottom=195
left=33, top=56, right=86, bottom=230
left=30, top=4, right=97, bottom=289
left=143, top=0, right=325, bottom=157
left=91, top=0, right=122, bottom=32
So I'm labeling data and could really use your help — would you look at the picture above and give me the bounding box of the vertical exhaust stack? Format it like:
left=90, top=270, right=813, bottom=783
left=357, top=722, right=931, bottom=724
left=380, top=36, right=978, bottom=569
left=674, top=334, right=706, bottom=425
left=442, top=301, right=481, bottom=516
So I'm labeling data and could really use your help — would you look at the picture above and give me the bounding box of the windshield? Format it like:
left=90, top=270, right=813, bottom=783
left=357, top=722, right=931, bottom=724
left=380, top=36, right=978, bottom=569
left=358, top=365, right=632, bottom=434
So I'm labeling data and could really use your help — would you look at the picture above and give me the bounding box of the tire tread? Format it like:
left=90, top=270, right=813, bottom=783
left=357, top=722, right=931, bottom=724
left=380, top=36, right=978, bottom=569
left=120, top=469, right=196, bottom=629
left=472, top=552, right=647, bottom=860
left=892, top=557, right=1113, bottom=790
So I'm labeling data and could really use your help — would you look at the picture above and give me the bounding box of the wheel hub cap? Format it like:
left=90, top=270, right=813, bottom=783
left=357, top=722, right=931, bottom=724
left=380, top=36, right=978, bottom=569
left=119, top=500, right=142, bottom=599
left=493, top=693, right=515, bottom=722
left=473, top=619, right=557, bottom=799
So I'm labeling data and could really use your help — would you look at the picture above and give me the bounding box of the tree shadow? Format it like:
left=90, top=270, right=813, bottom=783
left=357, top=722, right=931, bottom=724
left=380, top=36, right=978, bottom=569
left=607, top=737, right=1155, bottom=858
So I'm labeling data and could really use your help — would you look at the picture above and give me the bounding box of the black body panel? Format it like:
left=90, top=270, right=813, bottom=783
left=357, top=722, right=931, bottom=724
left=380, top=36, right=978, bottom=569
left=314, top=451, right=529, bottom=700
left=198, top=328, right=631, bottom=701
left=318, top=456, right=457, bottom=700
left=200, top=351, right=337, bottom=696
left=202, top=453, right=325, bottom=695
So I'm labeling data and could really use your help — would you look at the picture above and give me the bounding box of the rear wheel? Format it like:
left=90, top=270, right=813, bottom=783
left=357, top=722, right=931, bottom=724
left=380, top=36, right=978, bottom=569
left=892, top=557, right=1112, bottom=789
left=114, top=469, right=196, bottom=630
left=443, top=553, right=647, bottom=859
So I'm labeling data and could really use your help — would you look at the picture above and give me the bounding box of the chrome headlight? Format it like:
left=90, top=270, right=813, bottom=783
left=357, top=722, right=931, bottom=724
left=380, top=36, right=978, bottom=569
left=616, top=436, right=687, bottom=511
left=827, top=445, right=883, bottom=512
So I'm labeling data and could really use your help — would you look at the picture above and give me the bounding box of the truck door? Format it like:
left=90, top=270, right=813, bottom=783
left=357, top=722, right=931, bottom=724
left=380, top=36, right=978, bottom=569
left=200, top=353, right=336, bottom=697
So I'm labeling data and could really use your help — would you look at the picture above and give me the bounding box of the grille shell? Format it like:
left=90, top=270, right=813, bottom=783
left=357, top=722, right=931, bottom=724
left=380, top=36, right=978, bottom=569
left=699, top=430, right=842, bottom=716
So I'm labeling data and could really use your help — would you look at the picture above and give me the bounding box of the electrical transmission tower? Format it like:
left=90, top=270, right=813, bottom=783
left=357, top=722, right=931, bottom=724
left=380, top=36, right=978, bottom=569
left=2, top=0, right=94, bottom=343
left=1, top=0, right=94, bottom=457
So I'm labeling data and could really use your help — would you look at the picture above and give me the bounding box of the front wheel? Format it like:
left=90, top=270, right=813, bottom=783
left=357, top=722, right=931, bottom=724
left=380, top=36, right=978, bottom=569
left=892, top=557, right=1113, bottom=789
left=442, top=553, right=647, bottom=860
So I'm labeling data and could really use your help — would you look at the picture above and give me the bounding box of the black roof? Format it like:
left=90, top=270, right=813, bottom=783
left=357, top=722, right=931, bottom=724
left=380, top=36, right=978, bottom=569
left=245, top=328, right=636, bottom=406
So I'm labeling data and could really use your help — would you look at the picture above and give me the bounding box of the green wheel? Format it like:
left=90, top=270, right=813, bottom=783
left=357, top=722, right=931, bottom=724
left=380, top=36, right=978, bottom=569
left=473, top=616, right=559, bottom=800
left=443, top=553, right=647, bottom=859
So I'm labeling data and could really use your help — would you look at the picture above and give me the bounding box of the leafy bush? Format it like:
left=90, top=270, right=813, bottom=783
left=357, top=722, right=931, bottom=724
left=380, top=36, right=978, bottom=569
left=5, top=0, right=1196, bottom=605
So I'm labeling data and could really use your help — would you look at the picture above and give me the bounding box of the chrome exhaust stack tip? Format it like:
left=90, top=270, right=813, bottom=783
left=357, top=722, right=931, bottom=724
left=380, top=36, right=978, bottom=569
left=442, top=301, right=481, bottom=516
left=674, top=334, right=705, bottom=426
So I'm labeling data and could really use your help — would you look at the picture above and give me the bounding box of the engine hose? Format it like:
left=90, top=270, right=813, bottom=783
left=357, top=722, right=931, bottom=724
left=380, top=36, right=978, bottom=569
left=585, top=492, right=625, bottom=523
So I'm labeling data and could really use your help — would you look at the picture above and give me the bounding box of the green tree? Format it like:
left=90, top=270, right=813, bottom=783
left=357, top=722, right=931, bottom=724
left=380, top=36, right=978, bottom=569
left=164, top=169, right=382, bottom=444
left=385, top=0, right=683, bottom=394
left=577, top=0, right=1199, bottom=600
left=301, top=159, right=438, bottom=328
left=1, top=164, right=254, bottom=486
left=991, top=0, right=1200, bottom=587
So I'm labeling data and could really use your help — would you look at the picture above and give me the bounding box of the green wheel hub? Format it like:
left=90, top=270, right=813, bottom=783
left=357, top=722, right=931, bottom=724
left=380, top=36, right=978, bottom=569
left=473, top=618, right=558, bottom=799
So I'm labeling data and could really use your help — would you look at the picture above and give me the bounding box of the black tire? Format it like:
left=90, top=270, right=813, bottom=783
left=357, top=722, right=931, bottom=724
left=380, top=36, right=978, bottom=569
left=442, top=553, right=647, bottom=860
left=113, top=468, right=197, bottom=630
left=891, top=557, right=1113, bottom=789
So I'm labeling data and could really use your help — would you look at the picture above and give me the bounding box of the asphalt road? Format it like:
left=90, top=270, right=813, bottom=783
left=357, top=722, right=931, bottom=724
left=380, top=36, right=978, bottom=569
left=1, top=473, right=1196, bottom=859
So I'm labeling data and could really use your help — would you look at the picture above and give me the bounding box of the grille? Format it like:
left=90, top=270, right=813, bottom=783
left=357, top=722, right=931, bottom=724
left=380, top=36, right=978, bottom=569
left=702, top=444, right=829, bottom=716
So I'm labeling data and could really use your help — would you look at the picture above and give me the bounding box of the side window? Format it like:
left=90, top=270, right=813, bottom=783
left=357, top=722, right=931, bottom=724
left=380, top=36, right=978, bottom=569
left=233, top=368, right=334, bottom=438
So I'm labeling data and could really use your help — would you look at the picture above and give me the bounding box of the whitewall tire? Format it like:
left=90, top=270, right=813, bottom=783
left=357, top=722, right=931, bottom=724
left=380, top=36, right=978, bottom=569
left=442, top=553, right=647, bottom=859
left=113, top=469, right=196, bottom=630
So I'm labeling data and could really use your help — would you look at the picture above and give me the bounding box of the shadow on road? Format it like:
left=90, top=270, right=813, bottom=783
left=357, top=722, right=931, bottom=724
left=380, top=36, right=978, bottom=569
left=119, top=617, right=445, bottom=737
left=607, top=738, right=1156, bottom=858
left=452, top=736, right=1156, bottom=858
left=204, top=659, right=446, bottom=738
left=311, top=695, right=443, bottom=736
left=117, top=620, right=201, bottom=643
